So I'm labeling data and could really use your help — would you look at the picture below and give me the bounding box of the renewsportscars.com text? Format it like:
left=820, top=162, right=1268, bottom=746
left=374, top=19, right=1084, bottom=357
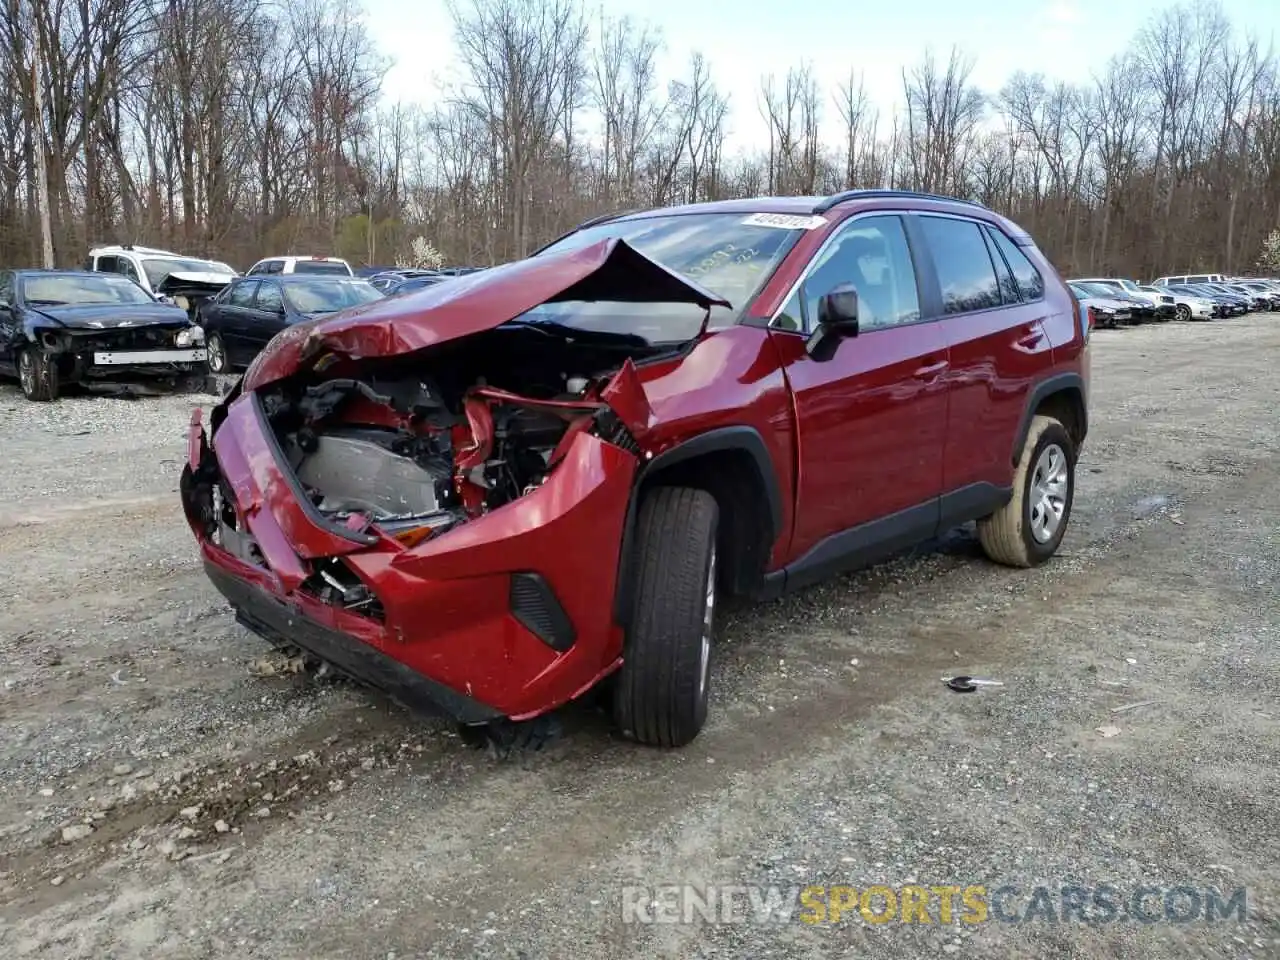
left=620, top=883, right=1249, bottom=926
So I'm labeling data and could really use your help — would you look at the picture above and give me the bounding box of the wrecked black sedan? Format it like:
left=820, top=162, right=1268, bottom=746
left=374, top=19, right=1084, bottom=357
left=0, top=269, right=208, bottom=401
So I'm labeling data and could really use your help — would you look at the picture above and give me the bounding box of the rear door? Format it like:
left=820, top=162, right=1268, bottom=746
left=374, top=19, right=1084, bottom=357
left=769, top=212, right=950, bottom=563
left=913, top=214, right=1054, bottom=511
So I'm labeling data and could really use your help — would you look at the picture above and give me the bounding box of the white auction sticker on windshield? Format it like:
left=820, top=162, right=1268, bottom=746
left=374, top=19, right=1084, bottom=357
left=740, top=213, right=828, bottom=230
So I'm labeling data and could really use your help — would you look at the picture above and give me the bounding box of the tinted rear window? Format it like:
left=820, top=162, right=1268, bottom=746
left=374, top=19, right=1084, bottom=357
left=292, top=261, right=351, bottom=276
left=918, top=216, right=1001, bottom=314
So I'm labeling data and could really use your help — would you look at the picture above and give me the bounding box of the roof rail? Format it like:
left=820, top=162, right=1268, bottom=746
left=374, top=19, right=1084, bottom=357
left=812, top=189, right=988, bottom=214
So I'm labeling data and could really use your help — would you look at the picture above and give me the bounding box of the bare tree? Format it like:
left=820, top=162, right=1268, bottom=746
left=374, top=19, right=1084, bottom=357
left=0, top=0, right=1276, bottom=283
left=447, top=0, right=587, bottom=259
left=901, top=46, right=986, bottom=194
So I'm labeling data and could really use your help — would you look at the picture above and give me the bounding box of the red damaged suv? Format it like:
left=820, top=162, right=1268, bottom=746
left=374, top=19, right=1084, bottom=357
left=181, top=190, right=1089, bottom=748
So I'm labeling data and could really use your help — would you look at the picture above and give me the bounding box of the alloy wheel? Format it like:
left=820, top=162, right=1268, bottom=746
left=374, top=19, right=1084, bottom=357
left=206, top=334, right=228, bottom=373
left=18, top=350, right=35, bottom=396
left=698, top=545, right=717, bottom=698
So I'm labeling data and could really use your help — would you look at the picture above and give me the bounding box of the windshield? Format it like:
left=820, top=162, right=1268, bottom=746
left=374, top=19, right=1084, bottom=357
left=142, top=257, right=235, bottom=287
left=528, top=212, right=807, bottom=344
left=292, top=260, right=352, bottom=276
left=283, top=278, right=382, bottom=313
left=1077, top=282, right=1118, bottom=297
left=387, top=278, right=442, bottom=296
left=21, top=273, right=156, bottom=306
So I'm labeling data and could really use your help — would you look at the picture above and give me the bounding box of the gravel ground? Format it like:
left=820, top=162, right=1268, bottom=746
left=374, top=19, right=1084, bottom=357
left=0, top=316, right=1277, bottom=959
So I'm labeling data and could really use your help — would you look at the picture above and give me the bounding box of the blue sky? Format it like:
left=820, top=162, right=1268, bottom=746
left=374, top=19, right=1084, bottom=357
left=363, top=0, right=1279, bottom=149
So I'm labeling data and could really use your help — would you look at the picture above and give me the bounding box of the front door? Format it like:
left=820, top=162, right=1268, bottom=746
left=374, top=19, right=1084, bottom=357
left=242, top=280, right=288, bottom=359
left=220, top=279, right=261, bottom=364
left=0, top=271, right=16, bottom=371
left=769, top=213, right=950, bottom=564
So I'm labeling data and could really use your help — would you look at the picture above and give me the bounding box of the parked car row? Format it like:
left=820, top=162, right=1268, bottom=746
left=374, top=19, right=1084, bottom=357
left=1068, top=274, right=1280, bottom=328
left=368, top=266, right=486, bottom=296
left=3, top=247, right=481, bottom=401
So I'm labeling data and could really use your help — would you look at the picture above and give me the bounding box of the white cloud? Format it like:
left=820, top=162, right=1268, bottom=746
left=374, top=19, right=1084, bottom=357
left=1046, top=0, right=1082, bottom=24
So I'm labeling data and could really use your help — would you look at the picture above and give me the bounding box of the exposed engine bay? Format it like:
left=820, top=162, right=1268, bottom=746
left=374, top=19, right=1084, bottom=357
left=255, top=326, right=649, bottom=551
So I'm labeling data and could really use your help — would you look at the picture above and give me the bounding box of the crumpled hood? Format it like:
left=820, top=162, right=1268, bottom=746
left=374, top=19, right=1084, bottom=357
left=158, top=272, right=236, bottom=296
left=31, top=301, right=193, bottom=330
left=240, top=238, right=730, bottom=392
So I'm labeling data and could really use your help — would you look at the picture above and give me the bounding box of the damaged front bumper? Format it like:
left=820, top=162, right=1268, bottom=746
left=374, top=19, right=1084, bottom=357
left=39, top=326, right=207, bottom=384
left=181, top=381, right=645, bottom=723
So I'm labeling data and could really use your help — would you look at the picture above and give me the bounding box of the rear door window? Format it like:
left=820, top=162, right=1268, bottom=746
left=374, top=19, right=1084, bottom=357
left=94, top=255, right=119, bottom=274
left=918, top=216, right=1002, bottom=314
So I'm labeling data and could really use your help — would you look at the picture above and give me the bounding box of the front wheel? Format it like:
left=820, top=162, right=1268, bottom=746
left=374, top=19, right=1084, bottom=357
left=18, top=347, right=58, bottom=401
left=978, top=414, right=1076, bottom=568
left=612, top=486, right=719, bottom=748
left=205, top=331, right=230, bottom=374
left=1175, top=304, right=1191, bottom=322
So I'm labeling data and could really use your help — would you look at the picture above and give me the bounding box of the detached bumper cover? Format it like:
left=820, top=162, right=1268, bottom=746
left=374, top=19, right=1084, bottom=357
left=204, top=557, right=503, bottom=724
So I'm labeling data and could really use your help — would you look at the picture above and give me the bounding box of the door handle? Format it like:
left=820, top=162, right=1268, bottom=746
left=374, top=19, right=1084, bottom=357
left=1016, top=326, right=1045, bottom=348
left=913, top=359, right=948, bottom=379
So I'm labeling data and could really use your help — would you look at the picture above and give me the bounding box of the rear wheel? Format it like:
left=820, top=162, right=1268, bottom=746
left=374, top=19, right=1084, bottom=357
left=205, top=331, right=230, bottom=374
left=612, top=486, right=719, bottom=748
left=978, top=415, right=1075, bottom=568
left=18, top=347, right=58, bottom=402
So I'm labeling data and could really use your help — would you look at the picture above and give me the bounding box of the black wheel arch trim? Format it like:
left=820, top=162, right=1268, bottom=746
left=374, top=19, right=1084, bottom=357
left=611, top=425, right=785, bottom=628
left=1012, top=372, right=1087, bottom=465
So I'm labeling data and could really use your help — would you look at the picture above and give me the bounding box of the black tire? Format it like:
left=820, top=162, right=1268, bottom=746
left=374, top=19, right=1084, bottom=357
left=612, top=486, right=719, bottom=748
left=977, top=415, right=1076, bottom=568
left=18, top=347, right=58, bottom=402
left=1175, top=304, right=1191, bottom=322
left=458, top=715, right=562, bottom=759
left=205, top=331, right=230, bottom=374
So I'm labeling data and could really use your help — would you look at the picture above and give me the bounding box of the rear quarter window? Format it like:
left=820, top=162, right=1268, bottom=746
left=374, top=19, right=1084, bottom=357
left=986, top=227, right=1045, bottom=301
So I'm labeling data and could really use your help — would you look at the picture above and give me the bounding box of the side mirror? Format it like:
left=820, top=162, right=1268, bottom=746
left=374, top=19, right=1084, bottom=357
left=805, top=283, right=860, bottom=362
left=817, top=283, right=860, bottom=333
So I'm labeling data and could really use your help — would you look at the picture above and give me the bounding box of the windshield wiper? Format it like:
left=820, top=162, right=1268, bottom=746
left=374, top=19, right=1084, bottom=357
left=27, top=298, right=68, bottom=306
left=504, top=316, right=650, bottom=348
